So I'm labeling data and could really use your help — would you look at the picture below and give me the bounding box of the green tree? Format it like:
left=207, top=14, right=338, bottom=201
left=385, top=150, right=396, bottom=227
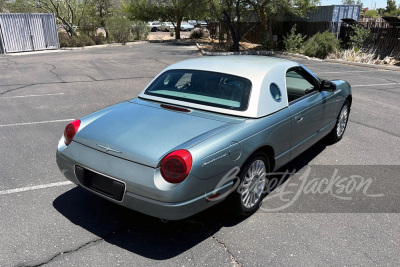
left=6, top=0, right=42, bottom=13
left=132, top=20, right=150, bottom=40
left=247, top=0, right=288, bottom=35
left=283, top=24, right=306, bottom=53
left=204, top=0, right=320, bottom=52
left=14, top=0, right=92, bottom=37
left=105, top=16, right=132, bottom=43
left=349, top=24, right=370, bottom=50
left=127, top=0, right=199, bottom=40
left=376, top=7, right=385, bottom=15
left=247, top=0, right=320, bottom=38
left=364, top=9, right=378, bottom=18
left=382, top=0, right=400, bottom=16
left=0, top=0, right=7, bottom=12
left=219, top=0, right=254, bottom=51
left=93, top=0, right=112, bottom=38
left=386, top=0, right=396, bottom=13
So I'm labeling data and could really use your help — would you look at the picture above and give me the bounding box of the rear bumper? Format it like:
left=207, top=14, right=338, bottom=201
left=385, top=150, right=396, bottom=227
left=117, top=182, right=232, bottom=220
left=56, top=140, right=234, bottom=220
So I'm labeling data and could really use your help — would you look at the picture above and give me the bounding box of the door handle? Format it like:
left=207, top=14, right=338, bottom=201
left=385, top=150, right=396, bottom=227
left=295, top=116, right=303, bottom=122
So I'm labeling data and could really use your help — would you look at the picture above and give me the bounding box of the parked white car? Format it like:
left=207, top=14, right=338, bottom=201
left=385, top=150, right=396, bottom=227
left=180, top=22, right=194, bottom=31
left=147, top=21, right=161, bottom=32
left=158, top=22, right=175, bottom=32
left=196, top=20, right=208, bottom=28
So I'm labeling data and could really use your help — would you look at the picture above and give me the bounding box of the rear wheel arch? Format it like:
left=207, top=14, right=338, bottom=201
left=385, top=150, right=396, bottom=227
left=245, top=145, right=275, bottom=172
left=346, top=94, right=352, bottom=107
left=228, top=146, right=274, bottom=216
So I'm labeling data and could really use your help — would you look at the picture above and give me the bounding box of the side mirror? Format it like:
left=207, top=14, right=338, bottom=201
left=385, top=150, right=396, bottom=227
left=320, top=80, right=336, bottom=92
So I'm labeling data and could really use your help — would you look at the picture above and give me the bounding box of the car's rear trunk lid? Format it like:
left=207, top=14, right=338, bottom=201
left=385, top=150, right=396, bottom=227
left=74, top=100, right=238, bottom=167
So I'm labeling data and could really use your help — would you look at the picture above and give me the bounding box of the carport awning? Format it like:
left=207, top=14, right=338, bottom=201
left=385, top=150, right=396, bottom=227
left=341, top=18, right=358, bottom=26
left=382, top=16, right=400, bottom=27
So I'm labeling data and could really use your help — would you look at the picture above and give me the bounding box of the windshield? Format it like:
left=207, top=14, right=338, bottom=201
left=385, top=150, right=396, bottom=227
left=144, top=70, right=252, bottom=111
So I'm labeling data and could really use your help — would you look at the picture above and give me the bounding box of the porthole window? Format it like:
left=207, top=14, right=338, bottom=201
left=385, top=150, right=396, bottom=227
left=270, top=83, right=282, bottom=102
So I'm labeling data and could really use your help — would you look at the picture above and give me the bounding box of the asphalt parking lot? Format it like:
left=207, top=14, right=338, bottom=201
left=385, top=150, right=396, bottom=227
left=1, top=43, right=399, bottom=266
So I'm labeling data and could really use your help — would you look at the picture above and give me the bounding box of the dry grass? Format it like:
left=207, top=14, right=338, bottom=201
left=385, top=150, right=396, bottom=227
left=327, top=49, right=399, bottom=66
left=196, top=39, right=261, bottom=52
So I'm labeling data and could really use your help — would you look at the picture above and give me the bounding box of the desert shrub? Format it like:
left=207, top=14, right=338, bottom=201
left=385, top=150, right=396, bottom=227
left=132, top=20, right=149, bottom=40
left=283, top=24, right=306, bottom=53
left=66, top=36, right=80, bottom=47
left=190, top=28, right=204, bottom=39
left=349, top=25, right=371, bottom=51
left=260, top=31, right=274, bottom=50
left=58, top=33, right=95, bottom=47
left=106, top=17, right=132, bottom=43
left=66, top=35, right=95, bottom=47
left=218, top=25, right=227, bottom=43
left=92, top=34, right=105, bottom=45
left=302, top=31, right=340, bottom=59
left=81, top=35, right=95, bottom=46
left=58, top=32, right=70, bottom=48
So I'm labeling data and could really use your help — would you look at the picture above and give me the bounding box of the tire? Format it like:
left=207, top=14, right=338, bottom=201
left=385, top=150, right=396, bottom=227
left=151, top=27, right=157, bottom=32
left=228, top=152, right=270, bottom=216
left=329, top=100, right=350, bottom=143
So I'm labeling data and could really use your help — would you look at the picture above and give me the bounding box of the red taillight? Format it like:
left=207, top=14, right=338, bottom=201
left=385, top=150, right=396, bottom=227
left=160, top=149, right=192, bottom=183
left=64, top=119, right=81, bottom=146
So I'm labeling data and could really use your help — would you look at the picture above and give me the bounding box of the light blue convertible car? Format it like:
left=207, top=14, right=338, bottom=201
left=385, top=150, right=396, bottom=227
left=56, top=56, right=352, bottom=220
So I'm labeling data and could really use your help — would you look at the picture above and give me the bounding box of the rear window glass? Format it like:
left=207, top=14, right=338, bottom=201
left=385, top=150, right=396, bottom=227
left=144, top=70, right=252, bottom=111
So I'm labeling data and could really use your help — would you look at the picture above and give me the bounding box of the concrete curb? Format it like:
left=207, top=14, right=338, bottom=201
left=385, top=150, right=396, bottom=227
left=195, top=42, right=400, bottom=72
left=324, top=58, right=400, bottom=72
left=195, top=43, right=312, bottom=59
left=60, top=41, right=149, bottom=50
left=60, top=39, right=196, bottom=50
left=6, top=40, right=191, bottom=56
left=7, top=41, right=150, bottom=55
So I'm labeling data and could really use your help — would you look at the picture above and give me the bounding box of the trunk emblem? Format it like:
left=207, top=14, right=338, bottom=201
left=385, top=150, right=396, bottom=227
left=97, top=144, right=121, bottom=153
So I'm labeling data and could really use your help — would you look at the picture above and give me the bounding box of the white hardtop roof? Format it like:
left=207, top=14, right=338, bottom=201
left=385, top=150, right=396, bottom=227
left=139, top=56, right=300, bottom=118
left=165, top=56, right=298, bottom=81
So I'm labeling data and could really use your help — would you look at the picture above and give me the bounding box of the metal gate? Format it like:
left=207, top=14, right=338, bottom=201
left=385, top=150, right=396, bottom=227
left=0, top=13, right=59, bottom=54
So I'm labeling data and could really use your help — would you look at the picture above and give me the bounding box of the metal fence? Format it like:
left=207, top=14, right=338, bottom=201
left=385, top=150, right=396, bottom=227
left=340, top=21, right=400, bottom=58
left=208, top=21, right=338, bottom=45
left=0, top=13, right=59, bottom=54
left=208, top=20, right=400, bottom=58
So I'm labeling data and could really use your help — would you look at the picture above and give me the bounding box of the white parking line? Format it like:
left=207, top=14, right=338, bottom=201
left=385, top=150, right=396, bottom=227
left=0, top=181, right=73, bottom=195
left=352, top=83, right=398, bottom=87
left=0, top=93, right=64, bottom=99
left=0, top=119, right=73, bottom=127
left=315, top=71, right=371, bottom=74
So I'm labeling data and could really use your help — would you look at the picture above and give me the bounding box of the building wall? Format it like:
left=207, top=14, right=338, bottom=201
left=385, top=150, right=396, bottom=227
left=308, top=5, right=361, bottom=23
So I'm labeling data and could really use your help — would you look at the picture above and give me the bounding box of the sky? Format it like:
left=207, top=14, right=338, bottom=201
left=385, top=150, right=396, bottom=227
left=320, top=0, right=389, bottom=9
